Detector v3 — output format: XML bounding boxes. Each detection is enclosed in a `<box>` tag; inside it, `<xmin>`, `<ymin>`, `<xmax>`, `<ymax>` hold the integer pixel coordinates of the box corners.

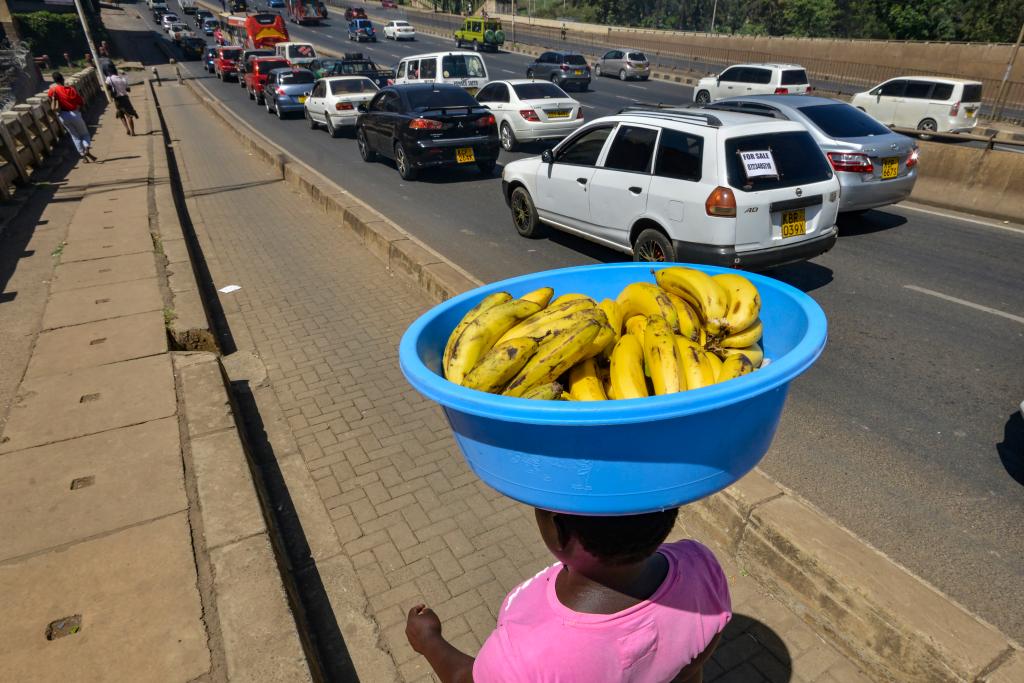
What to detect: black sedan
<box><xmin>355</xmin><ymin>84</ymin><xmax>500</xmax><ymax>181</ymax></box>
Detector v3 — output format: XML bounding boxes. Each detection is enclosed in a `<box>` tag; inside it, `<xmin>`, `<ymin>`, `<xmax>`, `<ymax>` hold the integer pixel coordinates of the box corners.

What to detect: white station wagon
<box><xmin>501</xmin><ymin>108</ymin><xmax>841</xmax><ymax>269</ymax></box>
<box><xmin>850</xmin><ymin>77</ymin><xmax>982</xmax><ymax>133</ymax></box>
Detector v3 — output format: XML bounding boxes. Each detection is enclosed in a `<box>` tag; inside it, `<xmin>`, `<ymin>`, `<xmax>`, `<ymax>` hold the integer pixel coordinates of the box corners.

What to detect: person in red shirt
<box><xmin>47</xmin><ymin>72</ymin><xmax>97</xmax><ymax>162</ymax></box>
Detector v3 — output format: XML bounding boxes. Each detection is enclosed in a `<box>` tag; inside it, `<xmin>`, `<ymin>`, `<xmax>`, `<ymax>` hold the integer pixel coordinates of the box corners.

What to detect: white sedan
<box><xmin>476</xmin><ymin>79</ymin><xmax>584</xmax><ymax>152</ymax></box>
<box><xmin>160</xmin><ymin>13</ymin><xmax>179</xmax><ymax>30</ymax></box>
<box><xmin>304</xmin><ymin>76</ymin><xmax>379</xmax><ymax>137</ymax></box>
<box><xmin>383</xmin><ymin>20</ymin><xmax>416</xmax><ymax>40</ymax></box>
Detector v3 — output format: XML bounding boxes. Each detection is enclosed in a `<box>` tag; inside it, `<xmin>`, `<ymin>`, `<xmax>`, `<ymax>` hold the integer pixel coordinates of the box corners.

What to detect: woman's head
<box><xmin>535</xmin><ymin>508</ymin><xmax>679</xmax><ymax>567</ymax></box>
<box><xmin>51</xmin><ymin>72</ymin><xmax>65</xmax><ymax>85</ymax></box>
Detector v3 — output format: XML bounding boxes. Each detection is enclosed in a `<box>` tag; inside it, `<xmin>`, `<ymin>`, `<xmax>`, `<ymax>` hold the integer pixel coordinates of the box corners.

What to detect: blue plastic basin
<box><xmin>399</xmin><ymin>263</ymin><xmax>827</xmax><ymax>515</ymax></box>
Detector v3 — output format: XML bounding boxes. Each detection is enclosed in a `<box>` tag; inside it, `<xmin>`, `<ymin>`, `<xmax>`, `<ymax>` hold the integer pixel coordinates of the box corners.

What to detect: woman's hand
<box><xmin>406</xmin><ymin>604</ymin><xmax>443</xmax><ymax>654</ymax></box>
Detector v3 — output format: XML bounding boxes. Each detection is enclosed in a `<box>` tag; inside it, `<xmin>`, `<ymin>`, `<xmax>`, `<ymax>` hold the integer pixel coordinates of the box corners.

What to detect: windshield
<box><xmin>441</xmin><ymin>55</ymin><xmax>486</xmax><ymax>79</ymax></box>
<box><xmin>337</xmin><ymin>62</ymin><xmax>372</xmax><ymax>74</ymax></box>
<box><xmin>406</xmin><ymin>87</ymin><xmax>479</xmax><ymax>110</ymax></box>
<box><xmin>288</xmin><ymin>45</ymin><xmax>315</xmax><ymax>58</ymax></box>
<box><xmin>725</xmin><ymin>131</ymin><xmax>832</xmax><ymax>191</ymax></box>
<box><xmin>221</xmin><ymin>49</ymin><xmax>242</xmax><ymax>59</ymax></box>
<box><xmin>798</xmin><ymin>103</ymin><xmax>891</xmax><ymax>138</ymax></box>
<box><xmin>331</xmin><ymin>78</ymin><xmax>378</xmax><ymax>94</ymax></box>
<box><xmin>962</xmin><ymin>84</ymin><xmax>982</xmax><ymax>102</ymax></box>
<box><xmin>781</xmin><ymin>69</ymin><xmax>808</xmax><ymax>85</ymax></box>
<box><xmin>279</xmin><ymin>71</ymin><xmax>314</xmax><ymax>84</ymax></box>
<box><xmin>512</xmin><ymin>82</ymin><xmax>567</xmax><ymax>100</ymax></box>
<box><xmin>563</xmin><ymin>54</ymin><xmax>587</xmax><ymax>65</ymax></box>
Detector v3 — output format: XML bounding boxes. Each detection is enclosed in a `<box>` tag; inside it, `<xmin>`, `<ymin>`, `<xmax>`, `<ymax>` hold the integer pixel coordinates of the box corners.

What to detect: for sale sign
<box><xmin>739</xmin><ymin>150</ymin><xmax>778</xmax><ymax>179</ymax></box>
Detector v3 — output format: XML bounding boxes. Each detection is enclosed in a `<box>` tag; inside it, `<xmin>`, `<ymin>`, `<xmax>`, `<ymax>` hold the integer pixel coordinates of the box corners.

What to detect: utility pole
<box><xmin>709</xmin><ymin>0</ymin><xmax>718</xmax><ymax>33</ymax></box>
<box><xmin>511</xmin><ymin>0</ymin><xmax>516</xmax><ymax>48</ymax></box>
<box><xmin>72</xmin><ymin>0</ymin><xmax>110</xmax><ymax>100</ymax></box>
<box><xmin>992</xmin><ymin>21</ymin><xmax>1024</xmax><ymax>121</ymax></box>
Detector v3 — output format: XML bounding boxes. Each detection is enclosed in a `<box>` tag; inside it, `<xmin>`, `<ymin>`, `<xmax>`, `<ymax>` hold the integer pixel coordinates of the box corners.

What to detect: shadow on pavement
<box><xmin>836</xmin><ymin>209</ymin><xmax>908</xmax><ymax>236</ymax></box>
<box><xmin>708</xmin><ymin>612</ymin><xmax>792</xmax><ymax>682</ymax></box>
<box><xmin>997</xmin><ymin>410</ymin><xmax>1024</xmax><ymax>487</ymax></box>
<box><xmin>763</xmin><ymin>260</ymin><xmax>834</xmax><ymax>293</ymax></box>
<box><xmin>184</xmin><ymin>177</ymin><xmax>284</xmax><ymax>199</ymax></box>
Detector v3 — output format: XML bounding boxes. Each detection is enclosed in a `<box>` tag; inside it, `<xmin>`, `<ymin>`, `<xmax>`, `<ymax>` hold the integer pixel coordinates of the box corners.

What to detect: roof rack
<box><xmin>616</xmin><ymin>103</ymin><xmax>723</xmax><ymax>127</ymax></box>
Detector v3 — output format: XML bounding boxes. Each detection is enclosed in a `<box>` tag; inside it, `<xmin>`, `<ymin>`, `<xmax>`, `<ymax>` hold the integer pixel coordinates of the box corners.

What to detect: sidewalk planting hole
<box><xmin>98</xmin><ymin>268</ymin><xmax>111</xmax><ymax>273</ymax></box>
<box><xmin>102</xmin><ymin>225</ymin><xmax>114</xmax><ymax>230</ymax></box>
<box><xmin>45</xmin><ymin>615</ymin><xmax>82</xmax><ymax>640</ymax></box>
<box><xmin>94</xmin><ymin>298</ymin><xmax>110</xmax><ymax>304</ymax></box>
<box><xmin>79</xmin><ymin>393</ymin><xmax>100</xmax><ymax>403</ymax></box>
<box><xmin>89</xmin><ymin>337</ymin><xmax>106</xmax><ymax>346</ymax></box>
<box><xmin>101</xmin><ymin>245</ymin><xmax>112</xmax><ymax>249</ymax></box>
<box><xmin>70</xmin><ymin>476</ymin><xmax>95</xmax><ymax>490</ymax></box>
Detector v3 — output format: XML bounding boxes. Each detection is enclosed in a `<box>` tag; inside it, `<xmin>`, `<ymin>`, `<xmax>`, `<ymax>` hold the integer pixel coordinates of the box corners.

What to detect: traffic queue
<box><xmin>185</xmin><ymin>8</ymin><xmax>931</xmax><ymax>270</ymax></box>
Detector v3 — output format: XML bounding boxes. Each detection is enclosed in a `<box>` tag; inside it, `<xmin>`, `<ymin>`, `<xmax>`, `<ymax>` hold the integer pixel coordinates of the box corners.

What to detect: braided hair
<box><xmin>559</xmin><ymin>508</ymin><xmax>679</xmax><ymax>566</ymax></box>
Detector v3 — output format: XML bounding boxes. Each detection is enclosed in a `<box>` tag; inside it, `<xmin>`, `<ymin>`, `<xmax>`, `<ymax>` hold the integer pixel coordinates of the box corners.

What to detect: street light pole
<box><xmin>512</xmin><ymin>0</ymin><xmax>516</xmax><ymax>48</ymax></box>
<box><xmin>992</xmin><ymin>21</ymin><xmax>1024</xmax><ymax>120</ymax></box>
<box><xmin>71</xmin><ymin>0</ymin><xmax>110</xmax><ymax>101</ymax></box>
<box><xmin>709</xmin><ymin>0</ymin><xmax>718</xmax><ymax>33</ymax></box>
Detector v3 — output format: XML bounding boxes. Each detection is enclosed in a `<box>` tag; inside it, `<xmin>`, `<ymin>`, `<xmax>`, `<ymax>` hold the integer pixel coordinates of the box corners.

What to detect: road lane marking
<box><xmin>500</xmin><ymin>68</ymin><xmax>516</xmax><ymax>74</ymax></box>
<box><xmin>897</xmin><ymin>203</ymin><xmax>1024</xmax><ymax>235</ymax></box>
<box><xmin>578</xmin><ymin>103</ymin><xmax>595</xmax><ymax>109</ymax></box>
<box><xmin>613</xmin><ymin>95</ymin><xmax>633</xmax><ymax>100</ymax></box>
<box><xmin>904</xmin><ymin>285</ymin><xmax>1024</xmax><ymax>325</ymax></box>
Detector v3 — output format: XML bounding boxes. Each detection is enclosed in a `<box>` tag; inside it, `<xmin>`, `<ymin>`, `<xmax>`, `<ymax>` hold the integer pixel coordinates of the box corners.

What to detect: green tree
<box><xmin>782</xmin><ymin>0</ymin><xmax>838</xmax><ymax>37</ymax></box>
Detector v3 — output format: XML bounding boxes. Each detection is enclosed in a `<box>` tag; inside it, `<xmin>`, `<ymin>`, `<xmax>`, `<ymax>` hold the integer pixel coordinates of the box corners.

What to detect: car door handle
<box><xmin>576</xmin><ymin>177</ymin><xmax>588</xmax><ymax>185</ymax></box>
<box><xmin>628</xmin><ymin>186</ymin><xmax>643</xmax><ymax>195</ymax></box>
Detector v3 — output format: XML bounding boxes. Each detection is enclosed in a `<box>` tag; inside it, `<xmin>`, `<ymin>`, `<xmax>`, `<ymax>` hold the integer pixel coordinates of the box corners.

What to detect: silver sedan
<box><xmin>705</xmin><ymin>95</ymin><xmax>918</xmax><ymax>213</ymax></box>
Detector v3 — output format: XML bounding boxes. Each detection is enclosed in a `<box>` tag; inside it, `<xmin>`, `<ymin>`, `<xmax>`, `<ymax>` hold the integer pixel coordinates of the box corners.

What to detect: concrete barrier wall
<box><xmin>910</xmin><ymin>141</ymin><xmax>1024</xmax><ymax>222</ymax></box>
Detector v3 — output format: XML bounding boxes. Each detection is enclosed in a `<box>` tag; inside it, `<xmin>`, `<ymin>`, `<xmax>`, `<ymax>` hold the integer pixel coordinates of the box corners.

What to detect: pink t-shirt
<box><xmin>473</xmin><ymin>540</ymin><xmax>731</xmax><ymax>682</ymax></box>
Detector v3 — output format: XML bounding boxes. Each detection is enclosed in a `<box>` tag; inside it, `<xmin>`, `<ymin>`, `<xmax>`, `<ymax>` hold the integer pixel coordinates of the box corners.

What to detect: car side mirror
<box><xmin>876</xmin><ymin>93</ymin><xmax>881</xmax><ymax>103</ymax></box>
<box><xmin>357</xmin><ymin>103</ymin><xmax>367</xmax><ymax>112</ymax></box>
<box><xmin>541</xmin><ymin>149</ymin><xmax>553</xmax><ymax>164</ymax></box>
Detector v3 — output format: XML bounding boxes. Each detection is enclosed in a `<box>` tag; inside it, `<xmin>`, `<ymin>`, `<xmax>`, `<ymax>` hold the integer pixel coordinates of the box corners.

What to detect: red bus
<box><xmin>286</xmin><ymin>0</ymin><xmax>327</xmax><ymax>26</ymax></box>
<box><xmin>217</xmin><ymin>12</ymin><xmax>289</xmax><ymax>49</ymax></box>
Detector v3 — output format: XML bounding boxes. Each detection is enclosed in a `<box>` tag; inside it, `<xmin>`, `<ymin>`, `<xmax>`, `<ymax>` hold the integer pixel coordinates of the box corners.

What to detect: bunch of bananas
<box><xmin>442</xmin><ymin>267</ymin><xmax>765</xmax><ymax>401</ymax></box>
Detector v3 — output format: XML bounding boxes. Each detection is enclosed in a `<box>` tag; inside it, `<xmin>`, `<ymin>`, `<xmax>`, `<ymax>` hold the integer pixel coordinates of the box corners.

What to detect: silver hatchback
<box><xmin>705</xmin><ymin>95</ymin><xmax>918</xmax><ymax>213</ymax></box>
<box><xmin>594</xmin><ymin>48</ymin><xmax>650</xmax><ymax>81</ymax></box>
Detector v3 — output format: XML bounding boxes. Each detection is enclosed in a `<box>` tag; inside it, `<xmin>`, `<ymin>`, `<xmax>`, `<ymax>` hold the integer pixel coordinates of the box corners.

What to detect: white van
<box><xmin>393</xmin><ymin>51</ymin><xmax>488</xmax><ymax>95</ymax></box>
<box><xmin>275</xmin><ymin>42</ymin><xmax>318</xmax><ymax>67</ymax></box>
<box><xmin>851</xmin><ymin>77</ymin><xmax>982</xmax><ymax>133</ymax></box>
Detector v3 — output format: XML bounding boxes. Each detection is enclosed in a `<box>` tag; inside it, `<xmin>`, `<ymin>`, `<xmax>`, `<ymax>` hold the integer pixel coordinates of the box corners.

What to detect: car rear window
<box><xmin>512</xmin><ymin>82</ymin><xmax>565</xmax><ymax>100</ymax></box>
<box><xmin>797</xmin><ymin>103</ymin><xmax>890</xmax><ymax>138</ymax></box>
<box><xmin>221</xmin><ymin>49</ymin><xmax>241</xmax><ymax>59</ymax></box>
<box><xmin>279</xmin><ymin>71</ymin><xmax>314</xmax><ymax>84</ymax></box>
<box><xmin>441</xmin><ymin>55</ymin><xmax>486</xmax><ymax>78</ymax></box>
<box><xmin>288</xmin><ymin>45</ymin><xmax>315</xmax><ymax>58</ymax></box>
<box><xmin>725</xmin><ymin>131</ymin><xmax>833</xmax><ymax>192</ymax></box>
<box><xmin>261</xmin><ymin>60</ymin><xmax>289</xmax><ymax>71</ymax></box>
<box><xmin>563</xmin><ymin>54</ymin><xmax>588</xmax><ymax>66</ymax></box>
<box><xmin>406</xmin><ymin>87</ymin><xmax>479</xmax><ymax>110</ymax></box>
<box><xmin>962</xmin><ymin>84</ymin><xmax>982</xmax><ymax>102</ymax></box>
<box><xmin>331</xmin><ymin>78</ymin><xmax>377</xmax><ymax>95</ymax></box>
<box><xmin>627</xmin><ymin>52</ymin><xmax>647</xmax><ymax>62</ymax></box>
<box><xmin>780</xmin><ymin>69</ymin><xmax>808</xmax><ymax>85</ymax></box>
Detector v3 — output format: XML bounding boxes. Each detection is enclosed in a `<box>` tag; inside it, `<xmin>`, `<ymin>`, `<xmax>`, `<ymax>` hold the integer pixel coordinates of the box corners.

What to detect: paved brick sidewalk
<box><xmin>157</xmin><ymin>78</ymin><xmax>870</xmax><ymax>682</ymax></box>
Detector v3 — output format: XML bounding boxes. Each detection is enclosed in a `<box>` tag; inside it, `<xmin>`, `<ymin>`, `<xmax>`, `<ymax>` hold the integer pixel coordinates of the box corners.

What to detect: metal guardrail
<box><xmin>889</xmin><ymin>126</ymin><xmax>1024</xmax><ymax>150</ymax></box>
<box><xmin>0</xmin><ymin>67</ymin><xmax>101</xmax><ymax>200</ymax></box>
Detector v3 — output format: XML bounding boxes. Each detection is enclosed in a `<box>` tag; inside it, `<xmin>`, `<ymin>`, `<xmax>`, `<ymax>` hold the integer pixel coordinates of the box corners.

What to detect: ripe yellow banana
<box><xmin>643</xmin><ymin>316</ymin><xmax>681</xmax><ymax>395</ymax></box>
<box><xmin>609</xmin><ymin>334</ymin><xmax>648</xmax><ymax>399</ymax></box>
<box><xmin>520</xmin><ymin>382</ymin><xmax>564</xmax><ymax>400</ymax></box>
<box><xmin>568</xmin><ymin>358</ymin><xmax>607</xmax><ymax>401</ymax></box>
<box><xmin>624</xmin><ymin>315</ymin><xmax>648</xmax><ymax>340</ymax></box>
<box><xmin>718</xmin><ymin>353</ymin><xmax>754</xmax><ymax>382</ymax></box>
<box><xmin>718</xmin><ymin>343</ymin><xmax>764</xmax><ymax>368</ymax></box>
<box><xmin>461</xmin><ymin>337</ymin><xmax>539</xmax><ymax>394</ymax></box>
<box><xmin>676</xmin><ymin>339</ymin><xmax>716</xmax><ymax>390</ymax></box>
<box><xmin>504</xmin><ymin>319</ymin><xmax>601</xmax><ymax>398</ymax></box>
<box><xmin>704</xmin><ymin>348</ymin><xmax>723</xmax><ymax>381</ymax></box>
<box><xmin>446</xmin><ymin>299</ymin><xmax>542</xmax><ymax>385</ymax></box>
<box><xmin>443</xmin><ymin>292</ymin><xmax>512</xmax><ymax>374</ymax></box>
<box><xmin>720</xmin><ymin>318</ymin><xmax>763</xmax><ymax>348</ymax></box>
<box><xmin>616</xmin><ymin>282</ymin><xmax>679</xmax><ymax>334</ymax></box>
<box><xmin>654</xmin><ymin>267</ymin><xmax>729</xmax><ymax>335</ymax></box>
<box><xmin>496</xmin><ymin>298</ymin><xmax>595</xmax><ymax>345</ymax></box>
<box><xmin>550</xmin><ymin>293</ymin><xmax>595</xmax><ymax>307</ymax></box>
<box><xmin>713</xmin><ymin>273</ymin><xmax>761</xmax><ymax>336</ymax></box>
<box><xmin>520</xmin><ymin>286</ymin><xmax>554</xmax><ymax>308</ymax></box>
<box><xmin>663</xmin><ymin>290</ymin><xmax>702</xmax><ymax>343</ymax></box>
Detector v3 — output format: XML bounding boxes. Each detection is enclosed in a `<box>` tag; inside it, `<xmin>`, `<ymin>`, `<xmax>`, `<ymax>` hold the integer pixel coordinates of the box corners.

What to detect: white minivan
<box><xmin>275</xmin><ymin>42</ymin><xmax>318</xmax><ymax>67</ymax></box>
<box><xmin>851</xmin><ymin>77</ymin><xmax>982</xmax><ymax>133</ymax></box>
<box><xmin>393</xmin><ymin>51</ymin><xmax>488</xmax><ymax>95</ymax></box>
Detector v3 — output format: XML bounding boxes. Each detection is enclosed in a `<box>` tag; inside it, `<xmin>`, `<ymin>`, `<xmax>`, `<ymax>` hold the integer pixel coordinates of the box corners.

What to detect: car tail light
<box><xmin>806</xmin><ymin>86</ymin><xmax>814</xmax><ymax>93</ymax></box>
<box><xmin>705</xmin><ymin>186</ymin><xmax>737</xmax><ymax>217</ymax></box>
<box><xmin>409</xmin><ymin>118</ymin><xmax>443</xmax><ymax>130</ymax></box>
<box><xmin>475</xmin><ymin>114</ymin><xmax>496</xmax><ymax>128</ymax></box>
<box><xmin>906</xmin><ymin>147</ymin><xmax>919</xmax><ymax>169</ymax></box>
<box><xmin>561</xmin><ymin>64</ymin><xmax>570</xmax><ymax>72</ymax></box>
<box><xmin>576</xmin><ymin>108</ymin><xmax>584</xmax><ymax>119</ymax></box>
<box><xmin>519</xmin><ymin>108</ymin><xmax>540</xmax><ymax>122</ymax></box>
<box><xmin>336</xmin><ymin>102</ymin><xmax>354</xmax><ymax>110</ymax></box>
<box><xmin>950</xmin><ymin>101</ymin><xmax>960</xmax><ymax>116</ymax></box>
<box><xmin>827</xmin><ymin>152</ymin><xmax>874</xmax><ymax>173</ymax></box>
<box><xmin>774</xmin><ymin>87</ymin><xmax>789</xmax><ymax>94</ymax></box>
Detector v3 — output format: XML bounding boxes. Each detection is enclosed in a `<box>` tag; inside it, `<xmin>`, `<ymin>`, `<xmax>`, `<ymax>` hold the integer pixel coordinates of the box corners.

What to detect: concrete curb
<box><xmin>183</xmin><ymin>57</ymin><xmax>1022</xmax><ymax>683</ymax></box>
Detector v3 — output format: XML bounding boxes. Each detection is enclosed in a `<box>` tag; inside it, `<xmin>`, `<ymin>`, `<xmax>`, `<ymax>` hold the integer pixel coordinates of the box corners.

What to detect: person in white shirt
<box><xmin>104</xmin><ymin>66</ymin><xmax>137</xmax><ymax>136</ymax></box>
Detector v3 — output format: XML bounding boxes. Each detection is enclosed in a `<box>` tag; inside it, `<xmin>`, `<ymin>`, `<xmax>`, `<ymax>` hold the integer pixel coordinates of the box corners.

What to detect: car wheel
<box><xmin>395</xmin><ymin>142</ymin><xmax>417</xmax><ymax>180</ymax></box>
<box><xmin>695</xmin><ymin>90</ymin><xmax>711</xmax><ymax>105</ymax></box>
<box><xmin>550</xmin><ymin>73</ymin><xmax>559</xmax><ymax>84</ymax></box>
<box><xmin>595</xmin><ymin>64</ymin><xmax>602</xmax><ymax>77</ymax></box>
<box><xmin>526</xmin><ymin>68</ymin><xmax>534</xmax><ymax>79</ymax></box>
<box><xmin>266</xmin><ymin>98</ymin><xmax>273</xmax><ymax>114</ymax></box>
<box><xmin>640</xmin><ymin>76</ymin><xmax>649</xmax><ymax>81</ymax></box>
<box><xmin>633</xmin><ymin>228</ymin><xmax>676</xmax><ymax>263</ymax></box>
<box><xmin>917</xmin><ymin>118</ymin><xmax>938</xmax><ymax>132</ymax></box>
<box><xmin>248</xmin><ymin>87</ymin><xmax>254</xmax><ymax>100</ymax></box>
<box><xmin>510</xmin><ymin>186</ymin><xmax>544</xmax><ymax>238</ymax></box>
<box><xmin>472</xmin><ymin>40</ymin><xmax>480</xmax><ymax>52</ymax></box>
<box><xmin>276</xmin><ymin>102</ymin><xmax>285</xmax><ymax>119</ymax></box>
<box><xmin>357</xmin><ymin>128</ymin><xmax>377</xmax><ymax>161</ymax></box>
<box><xmin>456</xmin><ymin>38</ymin><xmax>462</xmax><ymax>48</ymax></box>
<box><xmin>306</xmin><ymin>109</ymin><xmax>317</xmax><ymax>129</ymax></box>
<box><xmin>619</xmin><ymin>69</ymin><xmax>627</xmax><ymax>81</ymax></box>
<box><xmin>327</xmin><ymin>116</ymin><xmax>341</xmax><ymax>138</ymax></box>
<box><xmin>477</xmin><ymin>159</ymin><xmax>496</xmax><ymax>176</ymax></box>
<box><xmin>499</xmin><ymin>122</ymin><xmax>518</xmax><ymax>152</ymax></box>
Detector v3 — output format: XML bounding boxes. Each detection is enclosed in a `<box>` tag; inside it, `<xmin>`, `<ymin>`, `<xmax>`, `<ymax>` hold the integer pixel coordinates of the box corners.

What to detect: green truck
<box><xmin>454</xmin><ymin>18</ymin><xmax>505</xmax><ymax>52</ymax></box>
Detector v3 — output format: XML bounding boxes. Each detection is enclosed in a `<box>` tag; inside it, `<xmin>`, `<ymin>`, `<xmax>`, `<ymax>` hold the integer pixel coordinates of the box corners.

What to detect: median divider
<box><xmin>181</xmin><ymin>65</ymin><xmax>1022</xmax><ymax>681</ymax></box>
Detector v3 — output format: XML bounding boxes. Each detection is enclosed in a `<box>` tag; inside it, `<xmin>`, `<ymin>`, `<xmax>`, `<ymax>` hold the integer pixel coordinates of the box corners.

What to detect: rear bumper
<box><xmin>328</xmin><ymin>111</ymin><xmax>360</xmax><ymax>127</ymax></box>
<box><xmin>514</xmin><ymin>119</ymin><xmax>584</xmax><ymax>141</ymax></box>
<box><xmin>672</xmin><ymin>228</ymin><xmax>838</xmax><ymax>270</ymax></box>
<box><xmin>410</xmin><ymin>138</ymin><xmax>501</xmax><ymax>168</ymax></box>
<box><xmin>838</xmin><ymin>172</ymin><xmax>916</xmax><ymax>212</ymax></box>
<box><xmin>274</xmin><ymin>100</ymin><xmax>307</xmax><ymax>113</ymax></box>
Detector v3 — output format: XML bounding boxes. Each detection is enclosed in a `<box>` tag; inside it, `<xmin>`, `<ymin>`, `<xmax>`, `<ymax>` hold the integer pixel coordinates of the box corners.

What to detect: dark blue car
<box><xmin>348</xmin><ymin>18</ymin><xmax>376</xmax><ymax>42</ymax></box>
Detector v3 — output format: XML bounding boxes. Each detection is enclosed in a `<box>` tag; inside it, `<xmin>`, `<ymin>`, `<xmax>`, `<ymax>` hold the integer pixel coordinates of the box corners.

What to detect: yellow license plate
<box><xmin>781</xmin><ymin>208</ymin><xmax>806</xmax><ymax>238</ymax></box>
<box><xmin>298</xmin><ymin>96</ymin><xmax>307</xmax><ymax>104</ymax></box>
<box><xmin>546</xmin><ymin>110</ymin><xmax>570</xmax><ymax>118</ymax></box>
<box><xmin>574</xmin><ymin>69</ymin><xmax>583</xmax><ymax>76</ymax></box>
<box><xmin>881</xmin><ymin>157</ymin><xmax>898</xmax><ymax>180</ymax></box>
<box><xmin>966</xmin><ymin>109</ymin><xmax>976</xmax><ymax>118</ymax></box>
<box><xmin>455</xmin><ymin>147</ymin><xmax>475</xmax><ymax>164</ymax></box>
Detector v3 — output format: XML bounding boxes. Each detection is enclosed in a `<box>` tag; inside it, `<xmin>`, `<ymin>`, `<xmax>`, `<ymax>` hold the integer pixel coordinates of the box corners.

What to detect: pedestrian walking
<box><xmin>104</xmin><ymin>66</ymin><xmax>138</xmax><ymax>136</ymax></box>
<box><xmin>47</xmin><ymin>72</ymin><xmax>97</xmax><ymax>162</ymax></box>
<box><xmin>405</xmin><ymin>507</ymin><xmax>731</xmax><ymax>682</ymax></box>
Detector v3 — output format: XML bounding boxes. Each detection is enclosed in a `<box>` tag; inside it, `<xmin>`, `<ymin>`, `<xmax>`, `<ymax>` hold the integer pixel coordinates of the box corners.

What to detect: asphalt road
<box><xmin>147</xmin><ymin>5</ymin><xmax>1024</xmax><ymax>641</ymax></box>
